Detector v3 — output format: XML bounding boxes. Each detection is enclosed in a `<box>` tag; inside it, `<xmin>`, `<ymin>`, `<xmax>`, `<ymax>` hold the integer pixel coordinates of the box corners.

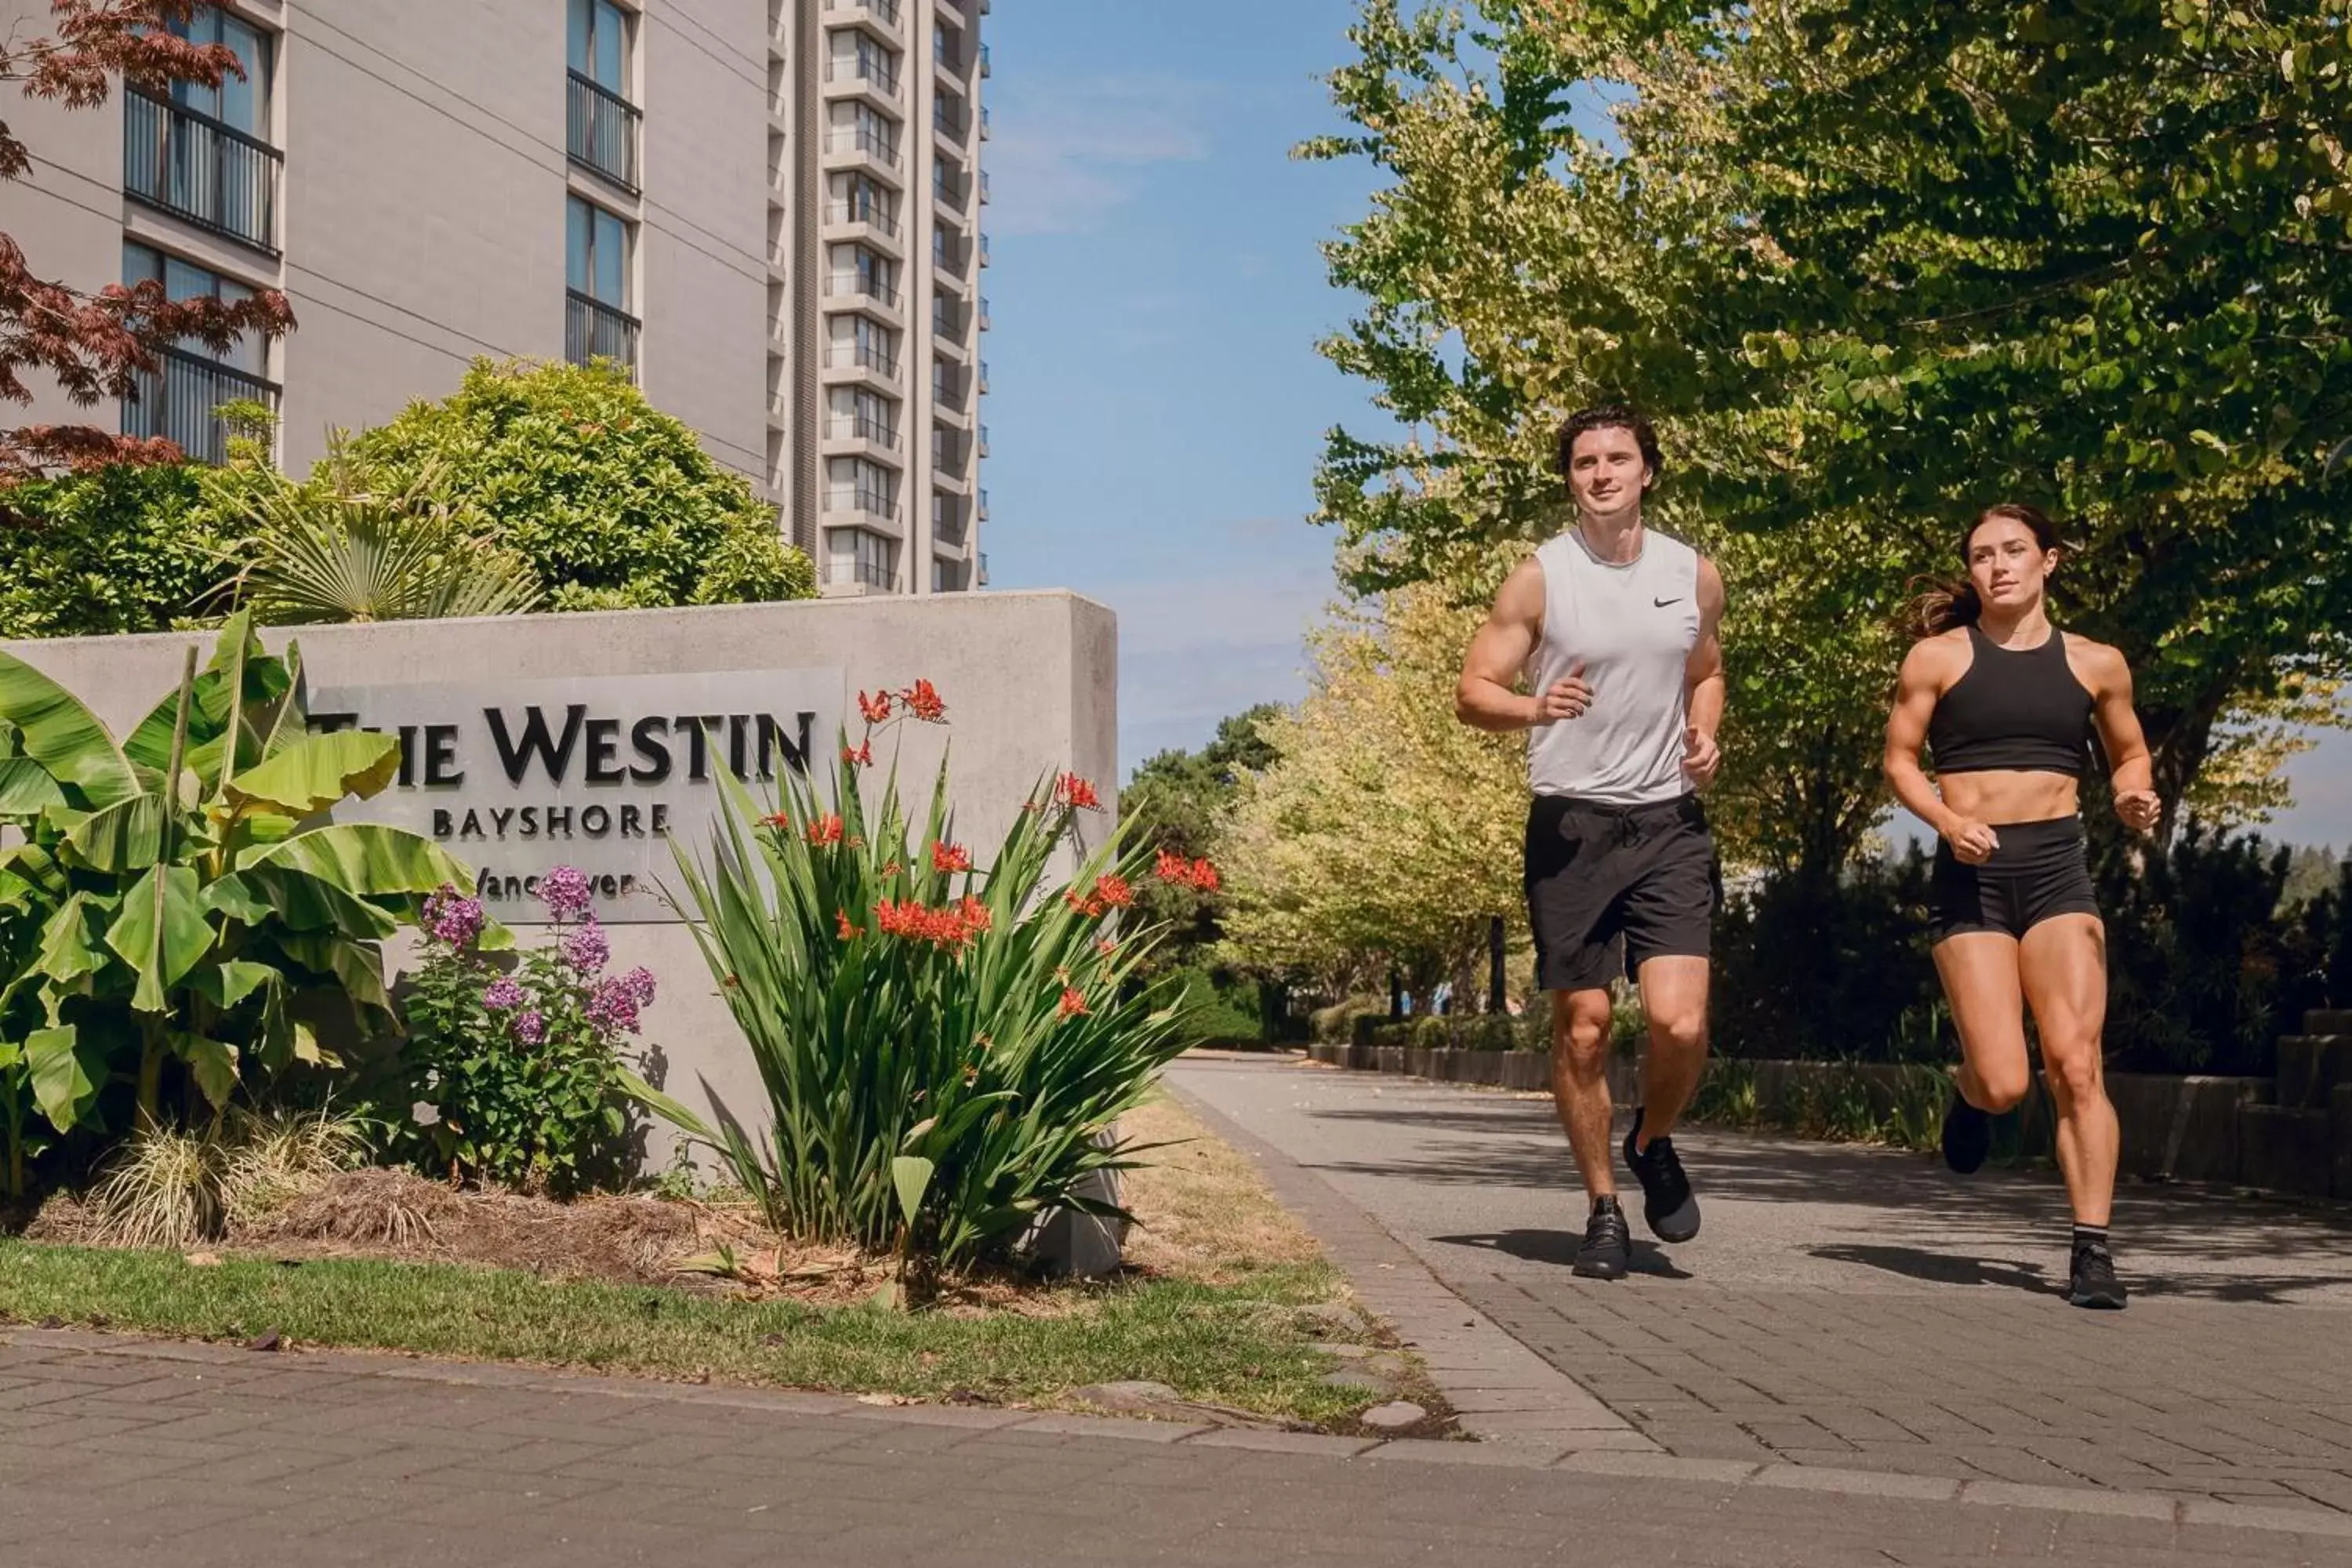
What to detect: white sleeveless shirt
<box><xmin>1526</xmin><ymin>526</ymin><xmax>1701</xmax><ymax>805</ymax></box>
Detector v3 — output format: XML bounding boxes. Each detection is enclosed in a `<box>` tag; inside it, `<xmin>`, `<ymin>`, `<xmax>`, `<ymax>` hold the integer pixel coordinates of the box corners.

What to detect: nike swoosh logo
<box><xmin>1653</xmin><ymin>597</ymin><xmax>1684</xmax><ymax>608</ymax></box>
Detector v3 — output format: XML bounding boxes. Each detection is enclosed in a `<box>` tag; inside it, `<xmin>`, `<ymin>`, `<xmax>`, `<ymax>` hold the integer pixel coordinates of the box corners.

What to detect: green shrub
<box><xmin>1687</xmin><ymin>1059</ymin><xmax>1762</xmax><ymax>1129</ymax></box>
<box><xmin>1410</xmin><ymin>1014</ymin><xmax>1451</xmax><ymax>1049</ymax></box>
<box><xmin>0</xmin><ymin>464</ymin><xmax>229</xmax><ymax>639</ymax></box>
<box><xmin>347</xmin><ymin>359</ymin><xmax>815</xmax><ymax>611</ymax></box>
<box><xmin>369</xmin><ymin>870</ymin><xmax>649</xmax><ymax>1195</ymax></box>
<box><xmin>1168</xmin><ymin>967</ymin><xmax>1265</xmax><ymax>1043</ymax></box>
<box><xmin>0</xmin><ymin>615</ymin><xmax>480</xmax><ymax>1200</ymax></box>
<box><xmin>633</xmin><ymin>684</ymin><xmax>1200</xmax><ymax>1277</ymax></box>
<box><xmin>1459</xmin><ymin>1014</ymin><xmax>1519</xmax><ymax>1052</ymax></box>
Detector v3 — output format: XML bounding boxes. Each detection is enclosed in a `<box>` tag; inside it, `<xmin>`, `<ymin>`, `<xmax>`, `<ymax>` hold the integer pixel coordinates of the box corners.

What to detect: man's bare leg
<box><xmin>1548</xmin><ymin>986</ymin><xmax>1619</xmax><ymax>1197</ymax></box>
<box><xmin>1630</xmin><ymin>955</ymin><xmax>1710</xmax><ymax>1149</ymax></box>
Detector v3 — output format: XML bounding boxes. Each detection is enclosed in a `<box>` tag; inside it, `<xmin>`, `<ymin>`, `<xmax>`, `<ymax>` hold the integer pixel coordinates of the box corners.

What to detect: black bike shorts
<box><xmin>1929</xmin><ymin>815</ymin><xmax>2101</xmax><ymax>943</ymax></box>
<box><xmin>1523</xmin><ymin>793</ymin><xmax>1719</xmax><ymax>994</ymax></box>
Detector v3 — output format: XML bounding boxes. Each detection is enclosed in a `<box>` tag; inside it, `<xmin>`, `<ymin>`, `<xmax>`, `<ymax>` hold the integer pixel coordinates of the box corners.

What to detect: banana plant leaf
<box><xmin>0</xmin><ymin>652</ymin><xmax>139</xmax><ymax>810</ymax></box>
<box><xmin>226</xmin><ymin>731</ymin><xmax>401</xmax><ymax>818</ymax></box>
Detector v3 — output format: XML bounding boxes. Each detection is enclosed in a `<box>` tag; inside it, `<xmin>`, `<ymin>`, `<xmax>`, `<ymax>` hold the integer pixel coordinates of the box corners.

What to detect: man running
<box><xmin>1456</xmin><ymin>405</ymin><xmax>1727</xmax><ymax>1279</ymax></box>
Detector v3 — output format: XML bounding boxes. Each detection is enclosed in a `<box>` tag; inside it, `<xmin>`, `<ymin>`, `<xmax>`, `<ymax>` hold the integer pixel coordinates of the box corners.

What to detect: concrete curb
<box><xmin>5</xmin><ymin>1327</ymin><xmax>2348</xmax><ymax>1541</ymax></box>
<box><xmin>1162</xmin><ymin>1078</ymin><xmax>1647</xmax><ymax>1450</ymax></box>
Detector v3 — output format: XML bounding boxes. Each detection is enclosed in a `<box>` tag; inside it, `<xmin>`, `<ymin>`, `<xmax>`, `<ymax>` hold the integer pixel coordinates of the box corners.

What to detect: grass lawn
<box><xmin>0</xmin><ymin>1091</ymin><xmax>1390</xmax><ymax>1428</ymax></box>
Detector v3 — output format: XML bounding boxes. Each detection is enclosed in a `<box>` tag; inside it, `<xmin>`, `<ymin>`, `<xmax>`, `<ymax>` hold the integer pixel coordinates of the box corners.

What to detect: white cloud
<box><xmin>986</xmin><ymin>78</ymin><xmax>1213</xmax><ymax>238</ymax></box>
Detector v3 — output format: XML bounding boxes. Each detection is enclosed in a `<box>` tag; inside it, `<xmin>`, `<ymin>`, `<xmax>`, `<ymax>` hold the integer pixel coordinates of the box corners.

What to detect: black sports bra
<box><xmin>1927</xmin><ymin>626</ymin><xmax>2096</xmax><ymax>778</ymax></box>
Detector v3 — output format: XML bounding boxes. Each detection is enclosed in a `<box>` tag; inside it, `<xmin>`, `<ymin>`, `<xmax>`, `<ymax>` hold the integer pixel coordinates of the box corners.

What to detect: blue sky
<box><xmin>974</xmin><ymin>2</ymin><xmax>2352</xmax><ymax>848</ymax></box>
<box><xmin>976</xmin><ymin>0</ymin><xmax>1374</xmax><ymax>771</ymax></box>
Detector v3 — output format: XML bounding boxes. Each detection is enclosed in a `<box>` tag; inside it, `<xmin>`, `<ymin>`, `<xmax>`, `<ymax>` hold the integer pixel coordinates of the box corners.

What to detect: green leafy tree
<box><xmin>0</xmin><ymin>615</ymin><xmax>485</xmax><ymax>1196</ymax></box>
<box><xmin>1218</xmin><ymin>585</ymin><xmax>1526</xmax><ymax>1000</ymax></box>
<box><xmin>346</xmin><ymin>358</ymin><xmax>815</xmax><ymax>611</ymax></box>
<box><xmin>1308</xmin><ymin>0</ymin><xmax>2352</xmax><ymax>842</ymax></box>
<box><xmin>1122</xmin><ymin>705</ymin><xmax>1277</xmax><ymax>974</ymax></box>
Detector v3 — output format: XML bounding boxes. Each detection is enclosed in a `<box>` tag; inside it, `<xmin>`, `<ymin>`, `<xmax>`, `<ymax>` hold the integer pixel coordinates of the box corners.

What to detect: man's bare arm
<box><xmin>1458</xmin><ymin>557</ymin><xmax>1558</xmax><ymax>732</ymax></box>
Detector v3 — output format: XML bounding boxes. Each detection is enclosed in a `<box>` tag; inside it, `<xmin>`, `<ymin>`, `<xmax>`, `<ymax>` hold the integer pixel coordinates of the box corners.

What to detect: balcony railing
<box><xmin>566</xmin><ymin>290</ymin><xmax>641</xmax><ymax>372</ymax></box>
<box><xmin>847</xmin><ymin>0</ymin><xmax>900</xmax><ymax>24</ymax></box>
<box><xmin>829</xmin><ymin>52</ymin><xmax>901</xmax><ymax>98</ymax></box>
<box><xmin>568</xmin><ymin>71</ymin><xmax>641</xmax><ymax>194</ymax></box>
<box><xmin>122</xmin><ymin>347</ymin><xmax>279</xmax><ymax>466</ymax></box>
<box><xmin>829</xmin><ymin>340</ymin><xmax>902</xmax><ymax>379</ymax></box>
<box><xmin>829</xmin><ymin>123</ymin><xmax>902</xmax><ymax>167</ymax></box>
<box><xmin>833</xmin><ymin>409</ymin><xmax>898</xmax><ymax>445</ymax></box>
<box><xmin>832</xmin><ymin>274</ymin><xmax>902</xmax><ymax>311</ymax></box>
<box><xmin>123</xmin><ymin>89</ymin><xmax>281</xmax><ymax>255</ymax></box>
<box><xmin>828</xmin><ymin>201</ymin><xmax>901</xmax><ymax>237</ymax></box>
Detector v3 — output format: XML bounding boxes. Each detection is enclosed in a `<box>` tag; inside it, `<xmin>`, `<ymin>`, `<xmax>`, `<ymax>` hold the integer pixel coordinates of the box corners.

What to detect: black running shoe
<box><xmin>1623</xmin><ymin>1107</ymin><xmax>1701</xmax><ymax>1243</ymax></box>
<box><xmin>1573</xmin><ymin>1198</ymin><xmax>1631</xmax><ymax>1280</ymax></box>
<box><xmin>2067</xmin><ymin>1241</ymin><xmax>2128</xmax><ymax>1310</ymax></box>
<box><xmin>1941</xmin><ymin>1089</ymin><xmax>1991</xmax><ymax>1175</ymax></box>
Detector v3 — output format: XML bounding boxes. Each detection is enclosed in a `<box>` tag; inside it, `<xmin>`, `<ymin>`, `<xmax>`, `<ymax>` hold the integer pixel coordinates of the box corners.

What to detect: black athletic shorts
<box><xmin>1929</xmin><ymin>815</ymin><xmax>2101</xmax><ymax>942</ymax></box>
<box><xmin>1524</xmin><ymin>793</ymin><xmax>1719</xmax><ymax>994</ymax></box>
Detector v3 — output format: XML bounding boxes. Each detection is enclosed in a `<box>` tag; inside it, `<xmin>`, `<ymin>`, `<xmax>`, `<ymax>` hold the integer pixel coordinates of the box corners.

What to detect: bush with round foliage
<box><xmin>345</xmin><ymin>358</ymin><xmax>815</xmax><ymax>610</ymax></box>
<box><xmin>0</xmin><ymin>463</ymin><xmax>229</xmax><ymax>638</ymax></box>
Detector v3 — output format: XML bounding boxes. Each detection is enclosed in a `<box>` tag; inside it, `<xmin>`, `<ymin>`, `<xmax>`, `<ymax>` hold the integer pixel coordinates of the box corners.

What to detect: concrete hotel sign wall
<box><xmin>0</xmin><ymin>592</ymin><xmax>1120</xmax><ymax>1168</ymax></box>
<box><xmin>307</xmin><ymin>668</ymin><xmax>848</xmax><ymax>924</ymax></box>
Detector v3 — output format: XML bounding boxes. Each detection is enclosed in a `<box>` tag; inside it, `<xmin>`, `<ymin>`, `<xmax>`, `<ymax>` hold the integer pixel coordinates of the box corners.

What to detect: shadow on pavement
<box><xmin>1435</xmin><ymin>1229</ymin><xmax>1694</xmax><ymax>1280</ymax></box>
<box><xmin>1293</xmin><ymin>1082</ymin><xmax>2352</xmax><ymax>1303</ymax></box>
<box><xmin>1810</xmin><ymin>1242</ymin><xmax>2053</xmax><ymax>1294</ymax></box>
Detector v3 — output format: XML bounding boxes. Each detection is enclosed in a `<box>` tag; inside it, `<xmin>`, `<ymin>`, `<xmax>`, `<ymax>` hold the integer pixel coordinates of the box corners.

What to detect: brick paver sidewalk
<box><xmin>0</xmin><ymin>1329</ymin><xmax>2343</xmax><ymax>1566</ymax></box>
<box><xmin>1171</xmin><ymin>1054</ymin><xmax>2352</xmax><ymax>1523</ymax></box>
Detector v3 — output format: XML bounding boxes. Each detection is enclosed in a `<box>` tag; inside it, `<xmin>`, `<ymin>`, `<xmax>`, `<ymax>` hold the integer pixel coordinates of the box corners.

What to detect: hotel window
<box><xmin>118</xmin><ymin>241</ymin><xmax>274</xmax><ymax>463</ymax></box>
<box><xmin>565</xmin><ymin>195</ymin><xmax>638</xmax><ymax>367</ymax></box>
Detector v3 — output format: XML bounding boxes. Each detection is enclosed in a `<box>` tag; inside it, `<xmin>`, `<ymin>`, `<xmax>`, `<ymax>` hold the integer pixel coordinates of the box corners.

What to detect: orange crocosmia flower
<box><xmin>1054</xmin><ymin>772</ymin><xmax>1102</xmax><ymax>811</ymax></box>
<box><xmin>902</xmin><ymin>679</ymin><xmax>947</xmax><ymax>723</ymax></box>
<box><xmin>836</xmin><ymin>909</ymin><xmax>863</xmax><ymax>940</ymax></box>
<box><xmin>931</xmin><ymin>841</ymin><xmax>972</xmax><ymax>874</ymax></box>
<box><xmin>761</xmin><ymin>811</ymin><xmax>791</xmax><ymax>830</ymax></box>
<box><xmin>1189</xmin><ymin>859</ymin><xmax>1221</xmax><ymax>893</ymax></box>
<box><xmin>957</xmin><ymin>895</ymin><xmax>992</xmax><ymax>934</ymax></box>
<box><xmin>1093</xmin><ymin>873</ymin><xmax>1134</xmax><ymax>909</ymax></box>
<box><xmin>1095</xmin><ymin>937</ymin><xmax>1118</xmax><ymax>957</ymax></box>
<box><xmin>1057</xmin><ymin>987</ymin><xmax>1090</xmax><ymax>1020</ymax></box>
<box><xmin>1062</xmin><ymin>887</ymin><xmax>1106</xmax><ymax>918</ymax></box>
<box><xmin>1153</xmin><ymin>847</ymin><xmax>1190</xmax><ymax>883</ymax></box>
<box><xmin>876</xmin><ymin>897</ymin><xmax>982</xmax><ymax>950</ymax></box>
<box><xmin>881</xmin><ymin>860</ymin><xmax>902</xmax><ymax>879</ymax></box>
<box><xmin>858</xmin><ymin>689</ymin><xmax>893</xmax><ymax>724</ymax></box>
<box><xmin>844</xmin><ymin>739</ymin><xmax>873</xmax><ymax>767</ymax></box>
<box><xmin>807</xmin><ymin>814</ymin><xmax>845</xmax><ymax>847</ymax></box>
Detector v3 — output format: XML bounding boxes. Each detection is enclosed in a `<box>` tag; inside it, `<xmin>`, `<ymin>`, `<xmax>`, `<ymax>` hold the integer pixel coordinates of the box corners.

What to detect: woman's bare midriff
<box><xmin>1936</xmin><ymin>769</ymin><xmax>2081</xmax><ymax>827</ymax></box>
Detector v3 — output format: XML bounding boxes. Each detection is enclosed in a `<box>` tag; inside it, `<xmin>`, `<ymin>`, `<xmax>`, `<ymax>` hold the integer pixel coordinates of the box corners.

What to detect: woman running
<box><xmin>1884</xmin><ymin>503</ymin><xmax>2160</xmax><ymax>1310</ymax></box>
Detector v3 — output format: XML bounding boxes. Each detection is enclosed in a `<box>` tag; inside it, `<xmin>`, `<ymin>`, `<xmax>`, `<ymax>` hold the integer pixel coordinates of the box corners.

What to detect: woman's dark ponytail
<box><xmin>1904</xmin><ymin>503</ymin><xmax>2060</xmax><ymax>641</ymax></box>
<box><xmin>1907</xmin><ymin>578</ymin><xmax>1982</xmax><ymax>637</ymax></box>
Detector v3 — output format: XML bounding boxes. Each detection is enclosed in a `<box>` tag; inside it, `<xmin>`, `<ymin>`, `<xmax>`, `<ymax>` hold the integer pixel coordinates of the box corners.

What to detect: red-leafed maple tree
<box><xmin>0</xmin><ymin>0</ymin><xmax>293</xmax><ymax>482</ymax></box>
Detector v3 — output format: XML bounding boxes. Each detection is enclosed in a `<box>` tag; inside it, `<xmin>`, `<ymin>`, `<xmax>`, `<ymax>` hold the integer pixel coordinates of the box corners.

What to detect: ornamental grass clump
<box><xmin>634</xmin><ymin>681</ymin><xmax>1206</xmax><ymax>1276</ymax></box>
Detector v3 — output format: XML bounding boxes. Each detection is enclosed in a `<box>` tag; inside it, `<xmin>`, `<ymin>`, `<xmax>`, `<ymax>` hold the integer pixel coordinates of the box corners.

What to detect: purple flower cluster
<box><xmin>586</xmin><ymin>966</ymin><xmax>658</xmax><ymax>1037</ymax></box>
<box><xmin>539</xmin><ymin>866</ymin><xmax>593</xmax><ymax>923</ymax></box>
<box><xmin>561</xmin><ymin>918</ymin><xmax>610</xmax><ymax>975</ymax></box>
<box><xmin>512</xmin><ymin>1009</ymin><xmax>547</xmax><ymax>1045</ymax></box>
<box><xmin>481</xmin><ymin>975</ymin><xmax>526</xmax><ymax>1011</ymax></box>
<box><xmin>422</xmin><ymin>886</ymin><xmax>485</xmax><ymax>949</ymax></box>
